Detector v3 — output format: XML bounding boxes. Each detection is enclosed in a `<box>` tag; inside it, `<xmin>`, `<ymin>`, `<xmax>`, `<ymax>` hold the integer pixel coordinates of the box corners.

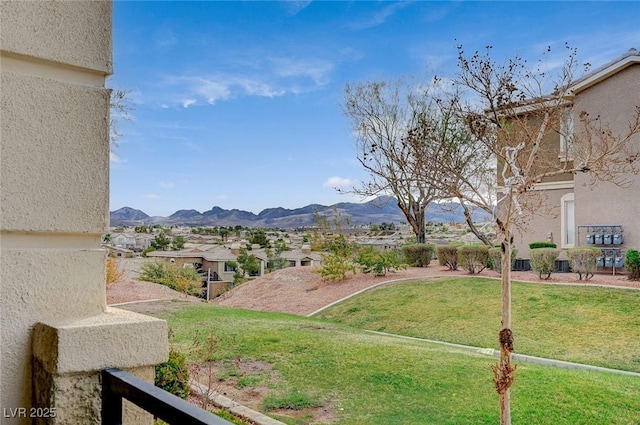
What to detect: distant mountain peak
<box><xmin>109</xmin><ymin>196</ymin><xmax>490</xmax><ymax>228</ymax></box>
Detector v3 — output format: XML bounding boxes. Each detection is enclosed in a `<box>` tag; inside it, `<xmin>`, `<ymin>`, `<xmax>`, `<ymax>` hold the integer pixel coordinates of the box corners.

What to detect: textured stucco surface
<box><xmin>1</xmin><ymin>2</ymin><xmax>167</xmax><ymax>423</ymax></box>
<box><xmin>0</xmin><ymin>0</ymin><xmax>112</xmax><ymax>73</ymax></box>
<box><xmin>573</xmin><ymin>63</ymin><xmax>640</xmax><ymax>249</ymax></box>
<box><xmin>0</xmin><ymin>248</ymin><xmax>107</xmax><ymax>414</ymax></box>
<box><xmin>514</xmin><ymin>61</ymin><xmax>640</xmax><ymax>254</ymax></box>
<box><xmin>0</xmin><ymin>71</ymin><xmax>110</xmax><ymax>233</ymax></box>
<box><xmin>32</xmin><ymin>362</ymin><xmax>155</xmax><ymax>425</ymax></box>
<box><xmin>512</xmin><ymin>189</ymin><xmax>570</xmax><ymax>257</ymax></box>
<box><xmin>33</xmin><ymin>308</ymin><xmax>168</xmax><ymax>374</ymax></box>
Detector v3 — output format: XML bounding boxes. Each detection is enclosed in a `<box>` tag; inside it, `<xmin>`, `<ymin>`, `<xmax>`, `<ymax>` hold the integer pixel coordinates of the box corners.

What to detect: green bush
<box><xmin>155</xmin><ymin>349</ymin><xmax>190</xmax><ymax>399</ymax></box>
<box><xmin>458</xmin><ymin>245</ymin><xmax>489</xmax><ymax>274</ymax></box>
<box><xmin>355</xmin><ymin>247</ymin><xmax>406</xmax><ymax>276</ymax></box>
<box><xmin>488</xmin><ymin>246</ymin><xmax>518</xmax><ymax>272</ymax></box>
<box><xmin>402</xmin><ymin>244</ymin><xmax>435</xmax><ymax>267</ymax></box>
<box><xmin>625</xmin><ymin>249</ymin><xmax>640</xmax><ymax>280</ymax></box>
<box><xmin>436</xmin><ymin>245</ymin><xmax>458</xmax><ymax>270</ymax></box>
<box><xmin>530</xmin><ymin>248</ymin><xmax>560</xmax><ymax>279</ymax></box>
<box><xmin>139</xmin><ymin>261</ymin><xmax>202</xmax><ymax>296</ymax></box>
<box><xmin>529</xmin><ymin>241</ymin><xmax>557</xmax><ymax>249</ymax></box>
<box><xmin>318</xmin><ymin>252</ymin><xmax>357</xmax><ymax>281</ymax></box>
<box><xmin>567</xmin><ymin>247</ymin><xmax>601</xmax><ymax>280</ymax></box>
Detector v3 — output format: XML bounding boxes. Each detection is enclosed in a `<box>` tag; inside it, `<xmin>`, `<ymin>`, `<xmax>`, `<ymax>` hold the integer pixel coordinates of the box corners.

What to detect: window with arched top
<box><xmin>560</xmin><ymin>193</ymin><xmax>575</xmax><ymax>248</ymax></box>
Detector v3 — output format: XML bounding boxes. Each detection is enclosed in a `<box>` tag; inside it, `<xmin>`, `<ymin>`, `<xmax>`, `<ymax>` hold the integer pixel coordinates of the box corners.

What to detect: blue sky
<box><xmin>109</xmin><ymin>1</ymin><xmax>639</xmax><ymax>216</ymax></box>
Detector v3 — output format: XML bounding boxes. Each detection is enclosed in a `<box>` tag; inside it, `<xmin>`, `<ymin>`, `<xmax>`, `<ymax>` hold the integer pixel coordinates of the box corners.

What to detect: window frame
<box><xmin>560</xmin><ymin>192</ymin><xmax>575</xmax><ymax>248</ymax></box>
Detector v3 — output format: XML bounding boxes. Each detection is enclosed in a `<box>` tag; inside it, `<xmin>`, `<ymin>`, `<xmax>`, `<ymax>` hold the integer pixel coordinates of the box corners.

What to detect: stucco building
<box><xmin>507</xmin><ymin>49</ymin><xmax>640</xmax><ymax>268</ymax></box>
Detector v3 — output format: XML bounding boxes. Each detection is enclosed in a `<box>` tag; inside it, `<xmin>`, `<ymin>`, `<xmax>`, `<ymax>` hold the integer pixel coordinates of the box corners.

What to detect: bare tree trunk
<box><xmin>397</xmin><ymin>200</ymin><xmax>427</xmax><ymax>243</ymax></box>
<box><xmin>493</xmin><ymin>221</ymin><xmax>516</xmax><ymax>425</ymax></box>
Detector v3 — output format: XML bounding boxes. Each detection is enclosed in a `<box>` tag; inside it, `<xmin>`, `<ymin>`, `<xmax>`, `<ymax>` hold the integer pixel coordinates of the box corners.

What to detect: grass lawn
<box><xmin>315</xmin><ymin>277</ymin><xmax>640</xmax><ymax>373</ymax></box>
<box><xmin>157</xmin><ymin>302</ymin><xmax>640</xmax><ymax>425</ymax></box>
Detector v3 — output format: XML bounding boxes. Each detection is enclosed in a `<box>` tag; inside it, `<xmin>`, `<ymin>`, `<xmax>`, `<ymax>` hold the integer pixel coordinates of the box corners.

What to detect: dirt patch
<box><xmin>114</xmin><ymin>298</ymin><xmax>202</xmax><ymax>317</ymax></box>
<box><xmin>189</xmin><ymin>358</ymin><xmax>338</xmax><ymax>425</ymax></box>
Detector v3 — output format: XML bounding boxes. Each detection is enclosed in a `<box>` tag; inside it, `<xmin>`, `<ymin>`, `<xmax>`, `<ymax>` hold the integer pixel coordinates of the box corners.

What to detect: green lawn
<box><xmin>315</xmin><ymin>277</ymin><xmax>640</xmax><ymax>373</ymax></box>
<box><xmin>157</xmin><ymin>302</ymin><xmax>640</xmax><ymax>425</ymax></box>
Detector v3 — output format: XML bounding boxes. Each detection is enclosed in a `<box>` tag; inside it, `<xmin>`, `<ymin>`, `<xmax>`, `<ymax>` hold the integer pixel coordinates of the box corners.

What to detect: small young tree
<box><xmin>150</xmin><ymin>231</ymin><xmax>171</xmax><ymax>251</ymax></box>
<box><xmin>235</xmin><ymin>249</ymin><xmax>260</xmax><ymax>283</ymax></box>
<box><xmin>454</xmin><ymin>44</ymin><xmax>640</xmax><ymax>424</ymax></box>
<box><xmin>171</xmin><ymin>235</ymin><xmax>186</xmax><ymax>251</ymax></box>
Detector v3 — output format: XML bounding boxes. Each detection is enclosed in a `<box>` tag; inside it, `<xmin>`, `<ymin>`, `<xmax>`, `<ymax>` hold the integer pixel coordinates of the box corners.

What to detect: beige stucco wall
<box><xmin>510</xmin><ymin>188</ymin><xmax>572</xmax><ymax>258</ymax></box>
<box><xmin>1</xmin><ymin>2</ymin><xmax>167</xmax><ymax>423</ymax></box>
<box><xmin>573</xmin><ymin>63</ymin><xmax>640</xmax><ymax>250</ymax></box>
<box><xmin>512</xmin><ymin>61</ymin><xmax>640</xmax><ymax>258</ymax></box>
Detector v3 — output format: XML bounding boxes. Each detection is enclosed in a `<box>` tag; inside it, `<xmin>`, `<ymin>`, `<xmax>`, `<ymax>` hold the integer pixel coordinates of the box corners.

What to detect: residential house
<box><xmin>112</xmin><ymin>232</ymin><xmax>137</xmax><ymax>248</ymax></box>
<box><xmin>146</xmin><ymin>243</ymin><xmax>324</xmax><ymax>284</ymax></box>
<box><xmin>505</xmin><ymin>49</ymin><xmax>640</xmax><ymax>268</ymax></box>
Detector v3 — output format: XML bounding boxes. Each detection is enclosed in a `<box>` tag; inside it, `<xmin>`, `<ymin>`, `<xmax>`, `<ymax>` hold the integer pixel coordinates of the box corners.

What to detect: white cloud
<box><xmin>349</xmin><ymin>2</ymin><xmax>412</xmax><ymax>30</ymax></box>
<box><xmin>182</xmin><ymin>99</ymin><xmax>197</xmax><ymax>108</ymax></box>
<box><xmin>271</xmin><ymin>57</ymin><xmax>334</xmax><ymax>85</ymax></box>
<box><xmin>143</xmin><ymin>193</ymin><xmax>161</xmax><ymax>199</ymax></box>
<box><xmin>164</xmin><ymin>54</ymin><xmax>334</xmax><ymax>106</ymax></box>
<box><xmin>281</xmin><ymin>1</ymin><xmax>312</xmax><ymax>17</ymax></box>
<box><xmin>323</xmin><ymin>176</ymin><xmax>354</xmax><ymax>188</ymax></box>
<box><xmin>159</xmin><ymin>181</ymin><xmax>175</xmax><ymax>189</ymax></box>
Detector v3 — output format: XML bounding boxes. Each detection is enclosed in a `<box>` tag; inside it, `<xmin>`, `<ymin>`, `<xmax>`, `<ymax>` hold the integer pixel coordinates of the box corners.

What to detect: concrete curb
<box><xmin>189</xmin><ymin>382</ymin><xmax>287</xmax><ymax>425</ymax></box>
<box><xmin>365</xmin><ymin>330</ymin><xmax>640</xmax><ymax>378</ymax></box>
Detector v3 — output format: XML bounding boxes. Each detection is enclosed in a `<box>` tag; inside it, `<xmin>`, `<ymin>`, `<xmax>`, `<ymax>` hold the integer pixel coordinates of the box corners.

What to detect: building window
<box><xmin>561</xmin><ymin>193</ymin><xmax>575</xmax><ymax>248</ymax></box>
<box><xmin>559</xmin><ymin>111</ymin><xmax>574</xmax><ymax>161</ymax></box>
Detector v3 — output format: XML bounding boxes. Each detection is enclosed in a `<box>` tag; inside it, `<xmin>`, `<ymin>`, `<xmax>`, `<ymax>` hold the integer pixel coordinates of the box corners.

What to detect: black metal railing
<box><xmin>102</xmin><ymin>368</ymin><xmax>233</xmax><ymax>425</ymax></box>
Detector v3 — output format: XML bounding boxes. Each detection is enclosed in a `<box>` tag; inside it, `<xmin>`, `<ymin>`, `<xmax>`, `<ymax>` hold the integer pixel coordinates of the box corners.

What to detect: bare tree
<box><xmin>343</xmin><ymin>78</ymin><xmax>459</xmax><ymax>243</ymax></box>
<box><xmin>408</xmin><ymin>93</ymin><xmax>497</xmax><ymax>245</ymax></box>
<box><xmin>454</xmin><ymin>44</ymin><xmax>640</xmax><ymax>424</ymax></box>
<box><xmin>109</xmin><ymin>88</ymin><xmax>133</xmax><ymax>148</ymax></box>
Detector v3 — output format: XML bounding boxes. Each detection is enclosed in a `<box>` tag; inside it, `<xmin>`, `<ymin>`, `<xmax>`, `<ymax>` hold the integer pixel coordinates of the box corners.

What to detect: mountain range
<box><xmin>110</xmin><ymin>196</ymin><xmax>491</xmax><ymax>228</ymax></box>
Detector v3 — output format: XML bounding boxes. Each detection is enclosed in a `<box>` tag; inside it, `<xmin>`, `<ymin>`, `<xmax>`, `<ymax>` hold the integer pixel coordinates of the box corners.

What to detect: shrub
<box><xmin>106</xmin><ymin>258</ymin><xmax>125</xmax><ymax>286</ymax></box>
<box><xmin>355</xmin><ymin>247</ymin><xmax>406</xmax><ymax>276</ymax></box>
<box><xmin>529</xmin><ymin>248</ymin><xmax>559</xmax><ymax>279</ymax></box>
<box><xmin>318</xmin><ymin>252</ymin><xmax>357</xmax><ymax>281</ymax></box>
<box><xmin>488</xmin><ymin>246</ymin><xmax>518</xmax><ymax>272</ymax></box>
<box><xmin>625</xmin><ymin>249</ymin><xmax>640</xmax><ymax>280</ymax></box>
<box><xmin>567</xmin><ymin>247</ymin><xmax>601</xmax><ymax>280</ymax></box>
<box><xmin>436</xmin><ymin>245</ymin><xmax>458</xmax><ymax>270</ymax></box>
<box><xmin>529</xmin><ymin>241</ymin><xmax>557</xmax><ymax>250</ymax></box>
<box><xmin>155</xmin><ymin>349</ymin><xmax>190</xmax><ymax>399</ymax></box>
<box><xmin>139</xmin><ymin>261</ymin><xmax>202</xmax><ymax>296</ymax></box>
<box><xmin>402</xmin><ymin>244</ymin><xmax>435</xmax><ymax>267</ymax></box>
<box><xmin>458</xmin><ymin>244</ymin><xmax>489</xmax><ymax>274</ymax></box>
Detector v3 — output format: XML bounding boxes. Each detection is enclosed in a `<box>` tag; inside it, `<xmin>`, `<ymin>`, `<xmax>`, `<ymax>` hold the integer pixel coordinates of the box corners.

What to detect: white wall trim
<box><xmin>497</xmin><ymin>180</ymin><xmax>574</xmax><ymax>194</ymax></box>
<box><xmin>560</xmin><ymin>192</ymin><xmax>575</xmax><ymax>249</ymax></box>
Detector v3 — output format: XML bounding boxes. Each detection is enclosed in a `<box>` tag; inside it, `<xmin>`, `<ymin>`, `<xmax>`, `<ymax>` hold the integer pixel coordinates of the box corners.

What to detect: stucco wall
<box><xmin>573</xmin><ymin>63</ymin><xmax>640</xmax><ymax>250</ymax></box>
<box><xmin>510</xmin><ymin>188</ymin><xmax>571</xmax><ymax>258</ymax></box>
<box><xmin>1</xmin><ymin>2</ymin><xmax>167</xmax><ymax>423</ymax></box>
